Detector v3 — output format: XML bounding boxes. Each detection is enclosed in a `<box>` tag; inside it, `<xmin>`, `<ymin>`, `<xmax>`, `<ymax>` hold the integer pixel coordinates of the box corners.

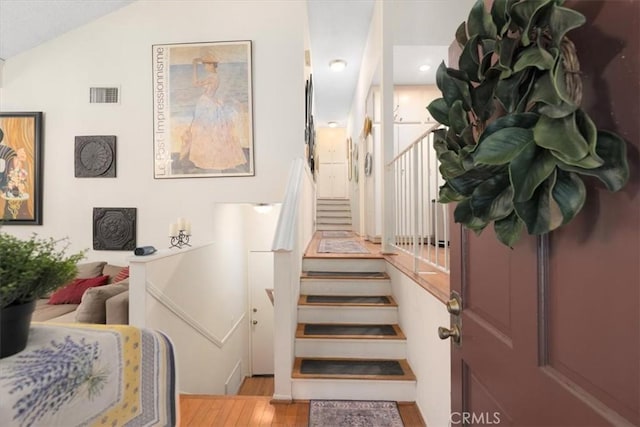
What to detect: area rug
<box><xmin>322</xmin><ymin>231</ymin><xmax>354</xmax><ymax>238</ymax></box>
<box><xmin>309</xmin><ymin>400</ymin><xmax>404</xmax><ymax>427</ymax></box>
<box><xmin>318</xmin><ymin>239</ymin><xmax>369</xmax><ymax>254</ymax></box>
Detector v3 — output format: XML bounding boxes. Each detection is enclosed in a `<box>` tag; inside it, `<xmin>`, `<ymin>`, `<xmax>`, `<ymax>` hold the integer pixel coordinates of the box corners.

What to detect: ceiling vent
<box><xmin>89</xmin><ymin>87</ymin><xmax>119</xmax><ymax>104</ymax></box>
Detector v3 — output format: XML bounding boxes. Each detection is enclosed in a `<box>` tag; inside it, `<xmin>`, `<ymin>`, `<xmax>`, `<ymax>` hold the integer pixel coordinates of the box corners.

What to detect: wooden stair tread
<box><xmin>296</xmin><ymin>323</ymin><xmax>406</xmax><ymax>340</ymax></box>
<box><xmin>292</xmin><ymin>357</ymin><xmax>416</xmax><ymax>381</ymax></box>
<box><xmin>299</xmin><ymin>295</ymin><xmax>398</xmax><ymax>307</ymax></box>
<box><xmin>301</xmin><ymin>271</ymin><xmax>390</xmax><ymax>280</ymax></box>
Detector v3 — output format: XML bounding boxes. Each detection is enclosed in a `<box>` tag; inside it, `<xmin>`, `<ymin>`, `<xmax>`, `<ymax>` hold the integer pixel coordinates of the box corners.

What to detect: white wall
<box><xmin>388</xmin><ymin>265</ymin><xmax>451</xmax><ymax>427</ymax></box>
<box><xmin>0</xmin><ymin>0</ymin><xmax>305</xmax><ymax>265</ymax></box>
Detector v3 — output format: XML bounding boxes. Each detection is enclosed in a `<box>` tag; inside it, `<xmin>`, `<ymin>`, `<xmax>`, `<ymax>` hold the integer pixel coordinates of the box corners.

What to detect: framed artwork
<box><xmin>152</xmin><ymin>40</ymin><xmax>254</xmax><ymax>178</ymax></box>
<box><xmin>0</xmin><ymin>112</ymin><xmax>43</xmax><ymax>225</ymax></box>
<box><xmin>347</xmin><ymin>137</ymin><xmax>353</xmax><ymax>181</ymax></box>
<box><xmin>75</xmin><ymin>135</ymin><xmax>116</xmax><ymax>177</ymax></box>
<box><xmin>93</xmin><ymin>207</ymin><xmax>137</xmax><ymax>250</ymax></box>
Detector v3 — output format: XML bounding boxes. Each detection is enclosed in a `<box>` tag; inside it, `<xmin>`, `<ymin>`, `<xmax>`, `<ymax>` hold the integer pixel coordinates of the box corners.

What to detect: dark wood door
<box><xmin>449</xmin><ymin>1</ymin><xmax>639</xmax><ymax>425</ymax></box>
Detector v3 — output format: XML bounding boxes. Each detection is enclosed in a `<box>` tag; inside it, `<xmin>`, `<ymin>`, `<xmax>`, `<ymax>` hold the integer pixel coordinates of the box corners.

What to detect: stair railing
<box><xmin>271</xmin><ymin>158</ymin><xmax>316</xmax><ymax>401</ymax></box>
<box><xmin>388</xmin><ymin>124</ymin><xmax>450</xmax><ymax>273</ymax></box>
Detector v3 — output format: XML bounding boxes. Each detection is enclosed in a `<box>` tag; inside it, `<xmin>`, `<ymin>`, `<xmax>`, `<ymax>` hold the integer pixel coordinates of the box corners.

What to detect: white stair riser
<box><xmin>295</xmin><ymin>338</ymin><xmax>406</xmax><ymax>359</ymax></box>
<box><xmin>317</xmin><ymin>217</ymin><xmax>352</xmax><ymax>224</ymax></box>
<box><xmin>317</xmin><ymin>200</ymin><xmax>350</xmax><ymax>205</ymax></box>
<box><xmin>300</xmin><ymin>279</ymin><xmax>391</xmax><ymax>296</ymax></box>
<box><xmin>292</xmin><ymin>379</ymin><xmax>416</xmax><ymax>401</ymax></box>
<box><xmin>316</xmin><ymin>224</ymin><xmax>353</xmax><ymax>231</ymax></box>
<box><xmin>316</xmin><ymin>211</ymin><xmax>351</xmax><ymax>218</ymax></box>
<box><xmin>298</xmin><ymin>306</ymin><xmax>398</xmax><ymax>324</ymax></box>
<box><xmin>303</xmin><ymin>258</ymin><xmax>386</xmax><ymax>272</ymax></box>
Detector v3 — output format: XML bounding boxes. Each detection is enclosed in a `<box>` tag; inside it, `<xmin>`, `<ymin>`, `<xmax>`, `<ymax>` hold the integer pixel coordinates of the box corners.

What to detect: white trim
<box><xmin>272</xmin><ymin>158</ymin><xmax>304</xmax><ymax>252</ymax></box>
<box><xmin>146</xmin><ymin>280</ymin><xmax>245</xmax><ymax>348</ymax></box>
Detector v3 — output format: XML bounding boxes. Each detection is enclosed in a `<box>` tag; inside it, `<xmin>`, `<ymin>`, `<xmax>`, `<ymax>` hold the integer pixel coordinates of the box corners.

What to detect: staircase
<box><xmin>316</xmin><ymin>198</ymin><xmax>352</xmax><ymax>231</ymax></box>
<box><xmin>291</xmin><ymin>240</ymin><xmax>416</xmax><ymax>401</ymax></box>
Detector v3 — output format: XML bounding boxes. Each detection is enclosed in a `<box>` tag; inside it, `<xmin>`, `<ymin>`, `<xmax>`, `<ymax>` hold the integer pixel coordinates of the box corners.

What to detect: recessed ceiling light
<box><xmin>328</xmin><ymin>121</ymin><xmax>338</xmax><ymax>128</ymax></box>
<box><xmin>253</xmin><ymin>203</ymin><xmax>273</xmax><ymax>214</ymax></box>
<box><xmin>329</xmin><ymin>59</ymin><xmax>347</xmax><ymax>72</ymax></box>
<box><xmin>419</xmin><ymin>64</ymin><xmax>431</xmax><ymax>72</ymax></box>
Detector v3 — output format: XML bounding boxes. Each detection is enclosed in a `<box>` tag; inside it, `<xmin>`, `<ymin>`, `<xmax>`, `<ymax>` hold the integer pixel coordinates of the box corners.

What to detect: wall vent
<box><xmin>89</xmin><ymin>87</ymin><xmax>119</xmax><ymax>104</ymax></box>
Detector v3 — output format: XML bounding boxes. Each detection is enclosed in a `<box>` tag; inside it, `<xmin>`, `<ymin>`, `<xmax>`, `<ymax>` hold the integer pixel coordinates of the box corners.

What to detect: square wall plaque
<box><xmin>93</xmin><ymin>207</ymin><xmax>136</xmax><ymax>250</ymax></box>
<box><xmin>75</xmin><ymin>135</ymin><xmax>116</xmax><ymax>177</ymax></box>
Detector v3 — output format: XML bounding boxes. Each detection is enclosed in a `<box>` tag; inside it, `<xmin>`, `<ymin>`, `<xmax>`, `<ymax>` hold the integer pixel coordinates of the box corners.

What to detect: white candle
<box><xmin>169</xmin><ymin>223</ymin><xmax>178</xmax><ymax>236</ymax></box>
<box><xmin>184</xmin><ymin>221</ymin><xmax>192</xmax><ymax>235</ymax></box>
<box><xmin>177</xmin><ymin>217</ymin><xmax>186</xmax><ymax>230</ymax></box>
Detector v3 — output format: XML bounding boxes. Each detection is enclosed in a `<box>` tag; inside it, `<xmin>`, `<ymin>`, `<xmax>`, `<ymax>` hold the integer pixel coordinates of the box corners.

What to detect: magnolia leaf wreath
<box><xmin>427</xmin><ymin>0</ymin><xmax>629</xmax><ymax>247</ymax></box>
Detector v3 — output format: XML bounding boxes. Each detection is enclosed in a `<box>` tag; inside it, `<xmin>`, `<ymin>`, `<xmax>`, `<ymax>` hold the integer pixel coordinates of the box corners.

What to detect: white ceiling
<box><xmin>0</xmin><ymin>0</ymin><xmax>472</xmax><ymax>129</ymax></box>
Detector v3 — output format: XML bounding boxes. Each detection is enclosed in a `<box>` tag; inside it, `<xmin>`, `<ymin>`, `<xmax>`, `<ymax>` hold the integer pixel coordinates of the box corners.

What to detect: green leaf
<box><xmin>427</xmin><ymin>98</ymin><xmax>450</xmax><ymax>126</ymax></box>
<box><xmin>449</xmin><ymin>100</ymin><xmax>469</xmax><ymax>135</ymax></box>
<box><xmin>470</xmin><ymin>173</ymin><xmax>514</xmax><ymax>221</ymax></box>
<box><xmin>548</xmin><ymin>4</ymin><xmax>586</xmax><ymax>46</ymax></box>
<box><xmin>478</xmin><ymin>52</ymin><xmax>495</xmax><ymax>80</ymax></box>
<box><xmin>509</xmin><ymin>141</ymin><xmax>556</xmax><ymax>202</ymax></box>
<box><xmin>497</xmin><ymin>36</ymin><xmax>519</xmax><ymax>75</ymax></box>
<box><xmin>529</xmin><ymin>69</ymin><xmax>577</xmax><ymax>118</ymax></box>
<box><xmin>552</xmin><ymin>170</ymin><xmax>586</xmax><ymax>226</ymax></box>
<box><xmin>438</xmin><ymin>151</ymin><xmax>467</xmax><ymax>179</ymax></box>
<box><xmin>448</xmin><ymin>164</ymin><xmax>506</xmax><ymax>197</ymax></box>
<box><xmin>472</xmin><ymin>68</ymin><xmax>500</xmax><ymax>121</ymax></box>
<box><xmin>478</xmin><ymin>112</ymin><xmax>539</xmax><ymax>144</ymax></box>
<box><xmin>433</xmin><ymin>129</ymin><xmax>448</xmax><ymax>156</ymax></box>
<box><xmin>495</xmin><ymin>69</ymin><xmax>532</xmax><ymax>113</ymax></box>
<box><xmin>474</xmin><ymin>127</ymin><xmax>534</xmax><ymax>165</ymax></box>
<box><xmin>494</xmin><ymin>212</ymin><xmax>525</xmax><ymax>247</ymax></box>
<box><xmin>456</xmin><ymin>21</ymin><xmax>469</xmax><ymax>47</ymax></box>
<box><xmin>558</xmin><ymin>130</ymin><xmax>630</xmax><ymax>191</ymax></box>
<box><xmin>491</xmin><ymin>0</ymin><xmax>510</xmax><ymax>36</ymax></box>
<box><xmin>439</xmin><ymin>184</ymin><xmax>466</xmax><ymax>203</ymax></box>
<box><xmin>460</xmin><ymin>124</ymin><xmax>476</xmax><ymax>147</ymax></box>
<box><xmin>534</xmin><ymin>112</ymin><xmax>603</xmax><ymax>168</ymax></box>
<box><xmin>445</xmin><ymin>127</ymin><xmax>463</xmax><ymax>152</ymax></box>
<box><xmin>510</xmin><ymin>0</ymin><xmax>553</xmax><ymax>46</ymax></box>
<box><xmin>513</xmin><ymin>44</ymin><xmax>555</xmax><ymax>73</ymax></box>
<box><xmin>436</xmin><ymin>62</ymin><xmax>472</xmax><ymax>110</ymax></box>
<box><xmin>514</xmin><ymin>170</ymin><xmax>563</xmax><ymax>234</ymax></box>
<box><xmin>467</xmin><ymin>0</ymin><xmax>497</xmax><ymax>38</ymax></box>
<box><xmin>459</xmin><ymin>35</ymin><xmax>481</xmax><ymax>82</ymax></box>
<box><xmin>454</xmin><ymin>199</ymin><xmax>490</xmax><ymax>233</ymax></box>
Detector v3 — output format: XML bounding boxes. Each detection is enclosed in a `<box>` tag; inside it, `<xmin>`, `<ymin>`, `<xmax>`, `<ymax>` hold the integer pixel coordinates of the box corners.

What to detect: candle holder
<box><xmin>170</xmin><ymin>230</ymin><xmax>191</xmax><ymax>249</ymax></box>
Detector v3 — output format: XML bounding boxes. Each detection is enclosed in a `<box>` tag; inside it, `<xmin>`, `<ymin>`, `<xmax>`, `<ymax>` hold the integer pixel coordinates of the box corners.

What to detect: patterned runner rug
<box><xmin>318</xmin><ymin>239</ymin><xmax>369</xmax><ymax>254</ymax></box>
<box><xmin>309</xmin><ymin>400</ymin><xmax>404</xmax><ymax>427</ymax></box>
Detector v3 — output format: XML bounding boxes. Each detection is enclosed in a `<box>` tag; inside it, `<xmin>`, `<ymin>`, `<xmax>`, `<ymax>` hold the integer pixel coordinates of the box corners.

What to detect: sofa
<box><xmin>31</xmin><ymin>261</ymin><xmax>130</xmax><ymax>325</ymax></box>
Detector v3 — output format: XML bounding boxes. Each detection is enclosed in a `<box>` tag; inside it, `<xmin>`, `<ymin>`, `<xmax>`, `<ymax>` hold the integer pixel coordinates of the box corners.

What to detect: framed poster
<box><xmin>0</xmin><ymin>112</ymin><xmax>43</xmax><ymax>224</ymax></box>
<box><xmin>152</xmin><ymin>40</ymin><xmax>254</xmax><ymax>178</ymax></box>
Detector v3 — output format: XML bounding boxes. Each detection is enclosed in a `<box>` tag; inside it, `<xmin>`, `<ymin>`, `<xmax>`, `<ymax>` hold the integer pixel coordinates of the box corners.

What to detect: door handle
<box><xmin>252</xmin><ymin>320</ymin><xmax>258</xmax><ymax>325</ymax></box>
<box><xmin>446</xmin><ymin>297</ymin><xmax>461</xmax><ymax>315</ymax></box>
<box><xmin>438</xmin><ymin>325</ymin><xmax>460</xmax><ymax>343</ymax></box>
<box><xmin>438</xmin><ymin>291</ymin><xmax>462</xmax><ymax>345</ymax></box>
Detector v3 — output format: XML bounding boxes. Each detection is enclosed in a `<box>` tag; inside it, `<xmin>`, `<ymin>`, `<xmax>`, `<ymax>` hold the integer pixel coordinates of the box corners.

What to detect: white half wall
<box><xmin>388</xmin><ymin>264</ymin><xmax>452</xmax><ymax>427</ymax></box>
<box><xmin>0</xmin><ymin>0</ymin><xmax>305</xmax><ymax>265</ymax></box>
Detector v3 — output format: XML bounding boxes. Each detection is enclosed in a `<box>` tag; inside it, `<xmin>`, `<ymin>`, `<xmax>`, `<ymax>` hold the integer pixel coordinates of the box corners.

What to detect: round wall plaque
<box><xmin>75</xmin><ymin>136</ymin><xmax>116</xmax><ymax>177</ymax></box>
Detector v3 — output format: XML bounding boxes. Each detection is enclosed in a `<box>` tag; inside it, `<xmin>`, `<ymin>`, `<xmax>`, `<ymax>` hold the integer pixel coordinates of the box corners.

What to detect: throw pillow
<box><xmin>76</xmin><ymin>261</ymin><xmax>107</xmax><ymax>279</ymax></box>
<box><xmin>75</xmin><ymin>280</ymin><xmax>129</xmax><ymax>324</ymax></box>
<box><xmin>48</xmin><ymin>275</ymin><xmax>109</xmax><ymax>305</ymax></box>
<box><xmin>102</xmin><ymin>264</ymin><xmax>125</xmax><ymax>283</ymax></box>
<box><xmin>113</xmin><ymin>266</ymin><xmax>129</xmax><ymax>283</ymax></box>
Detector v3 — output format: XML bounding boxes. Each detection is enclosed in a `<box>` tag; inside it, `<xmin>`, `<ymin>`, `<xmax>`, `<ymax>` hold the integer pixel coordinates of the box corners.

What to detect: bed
<box><xmin>0</xmin><ymin>323</ymin><xmax>177</xmax><ymax>426</ymax></box>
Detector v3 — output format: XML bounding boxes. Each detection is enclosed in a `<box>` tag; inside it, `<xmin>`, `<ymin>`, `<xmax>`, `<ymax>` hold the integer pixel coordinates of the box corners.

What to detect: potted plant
<box><xmin>427</xmin><ymin>0</ymin><xmax>629</xmax><ymax>247</ymax></box>
<box><xmin>0</xmin><ymin>232</ymin><xmax>85</xmax><ymax>358</ymax></box>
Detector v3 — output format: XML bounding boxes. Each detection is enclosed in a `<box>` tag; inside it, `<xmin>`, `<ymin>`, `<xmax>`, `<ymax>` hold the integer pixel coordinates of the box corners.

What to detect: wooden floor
<box><xmin>309</xmin><ymin>230</ymin><xmax>450</xmax><ymax>303</ymax></box>
<box><xmin>180</xmin><ymin>376</ymin><xmax>426</xmax><ymax>426</ymax></box>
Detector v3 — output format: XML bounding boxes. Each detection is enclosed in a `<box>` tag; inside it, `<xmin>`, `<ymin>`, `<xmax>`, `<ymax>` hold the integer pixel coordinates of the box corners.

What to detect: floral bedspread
<box><xmin>0</xmin><ymin>323</ymin><xmax>177</xmax><ymax>427</ymax></box>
